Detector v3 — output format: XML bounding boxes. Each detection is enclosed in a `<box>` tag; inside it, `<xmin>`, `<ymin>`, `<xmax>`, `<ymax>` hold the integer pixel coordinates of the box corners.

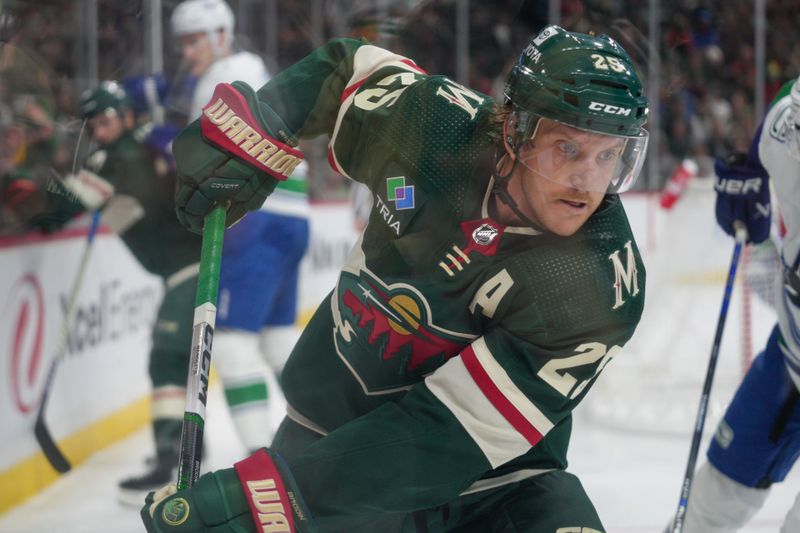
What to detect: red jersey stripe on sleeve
<box><xmin>461</xmin><ymin>345</ymin><xmax>544</xmax><ymax>447</ymax></box>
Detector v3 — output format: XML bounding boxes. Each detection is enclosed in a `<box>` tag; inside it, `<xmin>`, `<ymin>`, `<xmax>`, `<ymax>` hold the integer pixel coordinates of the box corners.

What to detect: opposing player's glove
<box><xmin>141</xmin><ymin>448</ymin><xmax>316</xmax><ymax>533</ymax></box>
<box><xmin>122</xmin><ymin>74</ymin><xmax>170</xmax><ymax>115</ymax></box>
<box><xmin>173</xmin><ymin>81</ymin><xmax>304</xmax><ymax>234</ymax></box>
<box><xmin>713</xmin><ymin>153</ymin><xmax>771</xmax><ymax>243</ymax></box>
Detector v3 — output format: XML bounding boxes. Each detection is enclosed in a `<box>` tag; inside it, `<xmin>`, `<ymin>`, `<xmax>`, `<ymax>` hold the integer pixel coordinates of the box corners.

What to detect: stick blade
<box><xmin>33</xmin><ymin>410</ymin><xmax>72</xmax><ymax>473</ymax></box>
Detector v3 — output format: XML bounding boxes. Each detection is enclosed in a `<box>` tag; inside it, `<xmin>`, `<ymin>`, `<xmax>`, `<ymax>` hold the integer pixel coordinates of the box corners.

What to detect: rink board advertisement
<box><xmin>0</xmin><ymin>216</ymin><xmax>162</xmax><ymax>512</ymax></box>
<box><xmin>0</xmin><ymin>203</ymin><xmax>358</xmax><ymax>513</ymax></box>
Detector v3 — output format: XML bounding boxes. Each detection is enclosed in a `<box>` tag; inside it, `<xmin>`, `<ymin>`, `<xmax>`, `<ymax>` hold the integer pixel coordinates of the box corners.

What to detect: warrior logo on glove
<box><xmin>201</xmin><ymin>83</ymin><xmax>303</xmax><ymax>181</ymax></box>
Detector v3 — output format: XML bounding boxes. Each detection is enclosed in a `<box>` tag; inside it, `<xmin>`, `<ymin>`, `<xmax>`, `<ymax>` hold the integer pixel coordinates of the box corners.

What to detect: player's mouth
<box><xmin>559</xmin><ymin>198</ymin><xmax>589</xmax><ymax>211</ymax></box>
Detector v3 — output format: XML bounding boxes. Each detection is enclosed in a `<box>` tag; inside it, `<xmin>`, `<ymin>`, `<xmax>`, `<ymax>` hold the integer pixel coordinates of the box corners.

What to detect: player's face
<box><xmin>177</xmin><ymin>32</ymin><xmax>215</xmax><ymax>76</ymax></box>
<box><xmin>507</xmin><ymin>119</ymin><xmax>614</xmax><ymax>236</ymax></box>
<box><xmin>88</xmin><ymin>110</ymin><xmax>125</xmax><ymax>146</ymax></box>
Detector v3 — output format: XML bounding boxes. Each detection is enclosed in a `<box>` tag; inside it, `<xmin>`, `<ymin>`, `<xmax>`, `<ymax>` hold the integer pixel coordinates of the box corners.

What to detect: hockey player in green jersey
<box><xmin>67</xmin><ymin>82</ymin><xmax>205</xmax><ymax>504</ymax></box>
<box><xmin>142</xmin><ymin>25</ymin><xmax>649</xmax><ymax>532</ymax></box>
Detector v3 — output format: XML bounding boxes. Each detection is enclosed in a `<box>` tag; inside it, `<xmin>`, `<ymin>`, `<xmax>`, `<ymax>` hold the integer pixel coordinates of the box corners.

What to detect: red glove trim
<box><xmin>4</xmin><ymin>180</ymin><xmax>38</xmax><ymax>208</ymax></box>
<box><xmin>234</xmin><ymin>449</ymin><xmax>295</xmax><ymax>533</ymax></box>
<box><xmin>200</xmin><ymin>83</ymin><xmax>303</xmax><ymax>182</ymax></box>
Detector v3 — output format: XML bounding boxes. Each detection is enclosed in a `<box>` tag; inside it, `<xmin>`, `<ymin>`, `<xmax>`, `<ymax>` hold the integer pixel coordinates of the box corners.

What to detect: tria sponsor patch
<box><xmin>201</xmin><ymin>83</ymin><xmax>303</xmax><ymax>181</ymax></box>
<box><xmin>386</xmin><ymin>176</ymin><xmax>414</xmax><ymax>210</ymax></box>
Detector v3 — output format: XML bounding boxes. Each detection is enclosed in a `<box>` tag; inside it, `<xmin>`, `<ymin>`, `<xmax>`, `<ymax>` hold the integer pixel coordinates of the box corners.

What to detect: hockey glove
<box><xmin>0</xmin><ymin>176</ymin><xmax>43</xmax><ymax>227</ymax></box>
<box><xmin>141</xmin><ymin>448</ymin><xmax>316</xmax><ymax>533</ymax></box>
<box><xmin>61</xmin><ymin>169</ymin><xmax>115</xmax><ymax>210</ymax></box>
<box><xmin>173</xmin><ymin>81</ymin><xmax>304</xmax><ymax>234</ymax></box>
<box><xmin>713</xmin><ymin>152</ymin><xmax>771</xmax><ymax>243</ymax></box>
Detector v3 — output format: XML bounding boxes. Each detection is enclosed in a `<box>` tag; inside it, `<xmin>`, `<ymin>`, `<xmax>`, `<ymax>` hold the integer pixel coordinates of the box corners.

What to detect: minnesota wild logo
<box><xmin>334</xmin><ymin>270</ymin><xmax>470</xmax><ymax>390</ymax></box>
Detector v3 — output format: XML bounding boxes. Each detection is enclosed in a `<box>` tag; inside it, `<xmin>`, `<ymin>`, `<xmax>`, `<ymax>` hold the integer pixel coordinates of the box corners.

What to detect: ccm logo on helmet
<box><xmin>589</xmin><ymin>101</ymin><xmax>631</xmax><ymax>116</ymax></box>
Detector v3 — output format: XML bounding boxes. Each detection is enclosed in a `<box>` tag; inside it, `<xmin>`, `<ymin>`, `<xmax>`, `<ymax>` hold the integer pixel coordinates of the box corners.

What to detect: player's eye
<box><xmin>556</xmin><ymin>140</ymin><xmax>579</xmax><ymax>158</ymax></box>
<box><xmin>597</xmin><ymin>149</ymin><xmax>619</xmax><ymax>163</ymax></box>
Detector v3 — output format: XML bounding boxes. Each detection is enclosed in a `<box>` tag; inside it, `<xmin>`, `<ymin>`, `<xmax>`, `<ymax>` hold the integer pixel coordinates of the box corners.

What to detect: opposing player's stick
<box><xmin>176</xmin><ymin>205</ymin><xmax>226</xmax><ymax>490</ymax></box>
<box><xmin>34</xmin><ymin>210</ymin><xmax>102</xmax><ymax>473</ymax></box>
<box><xmin>671</xmin><ymin>224</ymin><xmax>748</xmax><ymax>533</ymax></box>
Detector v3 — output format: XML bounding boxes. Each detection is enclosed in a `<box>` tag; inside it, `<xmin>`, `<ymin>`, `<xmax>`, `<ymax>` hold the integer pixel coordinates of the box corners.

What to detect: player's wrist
<box><xmin>234</xmin><ymin>448</ymin><xmax>317</xmax><ymax>533</ymax></box>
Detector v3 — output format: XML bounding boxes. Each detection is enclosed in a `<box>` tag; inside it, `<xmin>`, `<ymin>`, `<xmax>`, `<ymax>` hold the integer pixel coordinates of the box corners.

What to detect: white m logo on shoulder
<box><xmin>608</xmin><ymin>240</ymin><xmax>640</xmax><ymax>310</ymax></box>
<box><xmin>436</xmin><ymin>81</ymin><xmax>484</xmax><ymax>120</ymax></box>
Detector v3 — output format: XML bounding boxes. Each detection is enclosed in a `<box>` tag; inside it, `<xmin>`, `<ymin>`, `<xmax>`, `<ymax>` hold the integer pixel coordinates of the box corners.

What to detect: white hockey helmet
<box><xmin>171</xmin><ymin>0</ymin><xmax>234</xmax><ymax>53</ymax></box>
<box><xmin>786</xmin><ymin>76</ymin><xmax>800</xmax><ymax>161</ymax></box>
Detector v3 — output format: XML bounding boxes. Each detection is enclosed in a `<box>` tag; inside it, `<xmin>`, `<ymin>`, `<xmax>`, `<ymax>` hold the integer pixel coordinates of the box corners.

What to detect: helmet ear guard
<box><xmin>503</xmin><ymin>108</ymin><xmax>542</xmax><ymax>155</ymax></box>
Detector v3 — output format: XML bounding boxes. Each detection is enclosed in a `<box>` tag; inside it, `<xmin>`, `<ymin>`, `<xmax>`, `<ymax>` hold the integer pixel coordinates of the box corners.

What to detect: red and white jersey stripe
<box><xmin>425</xmin><ymin>337</ymin><xmax>555</xmax><ymax>468</ymax></box>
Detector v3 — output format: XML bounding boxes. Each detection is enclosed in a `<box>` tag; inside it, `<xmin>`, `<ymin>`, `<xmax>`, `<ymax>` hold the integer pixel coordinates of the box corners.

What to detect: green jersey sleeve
<box><xmin>256</xmin><ymin>38</ymin><xmax>494</xmax><ymax>195</ymax></box>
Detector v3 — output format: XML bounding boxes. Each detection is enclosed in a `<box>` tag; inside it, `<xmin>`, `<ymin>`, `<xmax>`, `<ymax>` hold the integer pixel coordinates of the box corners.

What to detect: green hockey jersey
<box><xmin>85</xmin><ymin>129</ymin><xmax>201</xmax><ymax>278</ymax></box>
<box><xmin>258</xmin><ymin>39</ymin><xmax>646</xmax><ymax>518</ymax></box>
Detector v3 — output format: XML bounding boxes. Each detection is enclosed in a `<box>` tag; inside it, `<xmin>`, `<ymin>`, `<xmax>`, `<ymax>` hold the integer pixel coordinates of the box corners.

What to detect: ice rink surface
<box><xmin>0</xmin><ymin>382</ymin><xmax>798</xmax><ymax>533</ymax></box>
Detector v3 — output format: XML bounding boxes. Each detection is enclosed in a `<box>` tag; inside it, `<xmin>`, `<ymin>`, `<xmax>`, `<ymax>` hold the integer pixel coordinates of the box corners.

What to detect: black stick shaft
<box><xmin>34</xmin><ymin>211</ymin><xmax>102</xmax><ymax>473</ymax></box>
<box><xmin>672</xmin><ymin>226</ymin><xmax>747</xmax><ymax>532</ymax></box>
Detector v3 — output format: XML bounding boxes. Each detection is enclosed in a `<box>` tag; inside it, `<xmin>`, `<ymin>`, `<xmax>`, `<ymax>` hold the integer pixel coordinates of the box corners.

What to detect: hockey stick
<box><xmin>34</xmin><ymin>210</ymin><xmax>102</xmax><ymax>473</ymax></box>
<box><xmin>176</xmin><ymin>205</ymin><xmax>226</xmax><ymax>490</ymax></box>
<box><xmin>670</xmin><ymin>224</ymin><xmax>748</xmax><ymax>533</ymax></box>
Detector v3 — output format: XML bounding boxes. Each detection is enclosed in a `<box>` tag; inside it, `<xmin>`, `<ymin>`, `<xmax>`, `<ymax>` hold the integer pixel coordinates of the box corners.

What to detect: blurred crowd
<box><xmin>1</xmin><ymin>0</ymin><xmax>799</xmax><ymax>235</ymax></box>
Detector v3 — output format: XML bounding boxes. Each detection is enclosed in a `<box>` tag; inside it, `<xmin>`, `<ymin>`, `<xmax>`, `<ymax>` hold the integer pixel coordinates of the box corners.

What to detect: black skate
<box><xmin>117</xmin><ymin>456</ymin><xmax>177</xmax><ymax>507</ymax></box>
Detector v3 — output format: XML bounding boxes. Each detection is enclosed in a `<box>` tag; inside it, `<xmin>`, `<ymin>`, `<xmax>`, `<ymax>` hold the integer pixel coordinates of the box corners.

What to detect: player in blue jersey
<box><xmin>680</xmin><ymin>77</ymin><xmax>800</xmax><ymax>532</ymax></box>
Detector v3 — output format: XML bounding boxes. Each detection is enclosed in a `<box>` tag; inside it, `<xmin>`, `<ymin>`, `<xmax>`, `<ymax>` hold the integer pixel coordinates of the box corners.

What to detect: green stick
<box><xmin>176</xmin><ymin>205</ymin><xmax>226</xmax><ymax>490</ymax></box>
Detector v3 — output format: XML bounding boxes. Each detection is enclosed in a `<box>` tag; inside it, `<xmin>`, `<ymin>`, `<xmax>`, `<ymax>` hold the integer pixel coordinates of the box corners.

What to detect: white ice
<box><xmin>0</xmin><ymin>381</ymin><xmax>797</xmax><ymax>532</ymax></box>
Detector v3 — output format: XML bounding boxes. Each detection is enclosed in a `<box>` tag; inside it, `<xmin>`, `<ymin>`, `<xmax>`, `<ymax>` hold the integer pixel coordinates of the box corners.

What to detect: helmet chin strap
<box><xmin>491</xmin><ymin>117</ymin><xmax>546</xmax><ymax>232</ymax></box>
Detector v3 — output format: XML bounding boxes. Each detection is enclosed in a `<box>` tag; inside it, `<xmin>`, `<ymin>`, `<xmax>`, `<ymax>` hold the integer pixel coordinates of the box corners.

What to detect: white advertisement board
<box><xmin>0</xmin><ymin>218</ymin><xmax>162</xmax><ymax>471</ymax></box>
<box><xmin>0</xmin><ymin>202</ymin><xmax>358</xmax><ymax>489</ymax></box>
<box><xmin>298</xmin><ymin>202</ymin><xmax>359</xmax><ymax>318</ymax></box>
